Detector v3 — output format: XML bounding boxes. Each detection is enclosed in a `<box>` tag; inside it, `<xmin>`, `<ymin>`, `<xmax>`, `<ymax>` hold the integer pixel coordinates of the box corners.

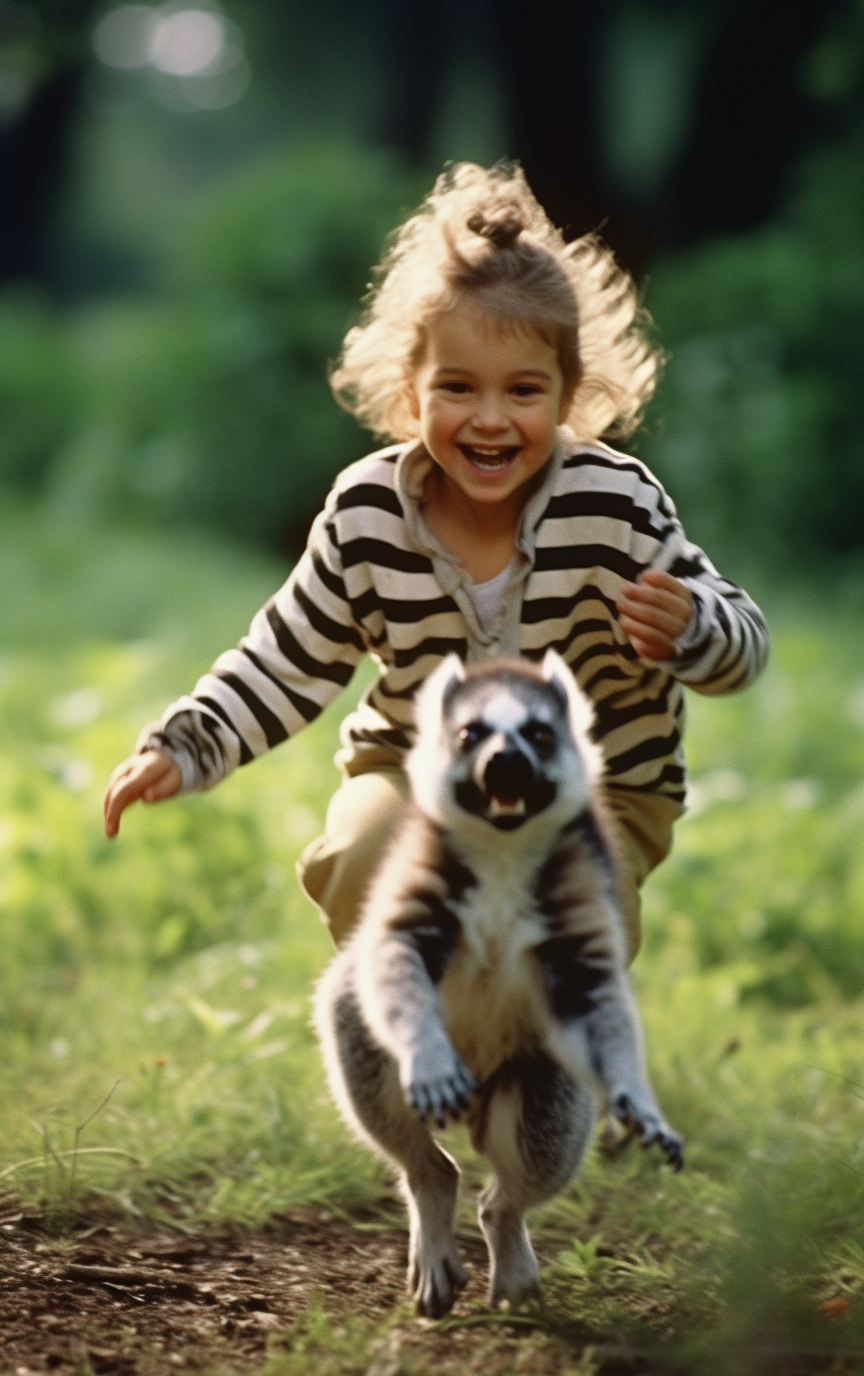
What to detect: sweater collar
<box><xmin>394</xmin><ymin>426</ymin><xmax>576</xmax><ymax>568</ymax></box>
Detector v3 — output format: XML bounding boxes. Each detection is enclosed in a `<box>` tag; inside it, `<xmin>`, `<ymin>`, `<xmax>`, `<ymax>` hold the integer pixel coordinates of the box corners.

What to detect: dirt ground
<box><xmin>1</xmin><ymin>1194</ymin><xmax>861</xmax><ymax>1376</ymax></box>
<box><xmin>0</xmin><ymin>1198</ymin><xmax>406</xmax><ymax>1375</ymax></box>
<box><xmin>0</xmin><ymin>1191</ymin><xmax>666</xmax><ymax>1376</ymax></box>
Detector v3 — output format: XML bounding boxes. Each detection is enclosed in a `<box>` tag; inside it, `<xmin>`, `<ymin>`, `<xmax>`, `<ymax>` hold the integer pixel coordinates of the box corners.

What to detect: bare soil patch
<box><xmin>0</xmin><ymin>1201</ymin><xmax>416</xmax><ymax>1375</ymax></box>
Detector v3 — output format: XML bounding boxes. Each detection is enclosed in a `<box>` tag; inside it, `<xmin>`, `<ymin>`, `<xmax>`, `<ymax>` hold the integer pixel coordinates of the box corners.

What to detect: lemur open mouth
<box><xmin>454</xmin><ymin>743</ymin><xmax>557</xmax><ymax>829</ymax></box>
<box><xmin>455</xmin><ymin>778</ymin><xmax>556</xmax><ymax>829</ymax></box>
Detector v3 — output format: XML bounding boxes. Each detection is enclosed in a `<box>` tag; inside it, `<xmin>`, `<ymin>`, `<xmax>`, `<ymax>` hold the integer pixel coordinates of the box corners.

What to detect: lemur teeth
<box><xmin>488</xmin><ymin>796</ymin><xmax>526</xmax><ymax>817</ymax></box>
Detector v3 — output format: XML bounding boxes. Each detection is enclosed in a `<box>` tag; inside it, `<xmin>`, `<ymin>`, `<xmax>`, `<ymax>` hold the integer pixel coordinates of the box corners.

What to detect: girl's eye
<box><xmin>440</xmin><ymin>381</ymin><xmax>472</xmax><ymax>395</ymax></box>
<box><xmin>521</xmin><ymin>721</ymin><xmax>555</xmax><ymax>752</ymax></box>
<box><xmin>512</xmin><ymin>383</ymin><xmax>544</xmax><ymax>398</ymax></box>
<box><xmin>458</xmin><ymin>722</ymin><xmax>487</xmax><ymax>750</ymax></box>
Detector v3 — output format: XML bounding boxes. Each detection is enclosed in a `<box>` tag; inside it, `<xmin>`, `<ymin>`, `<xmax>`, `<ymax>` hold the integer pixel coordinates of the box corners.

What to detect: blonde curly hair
<box><xmin>330</xmin><ymin>161</ymin><xmax>660</xmax><ymax>444</ymax></box>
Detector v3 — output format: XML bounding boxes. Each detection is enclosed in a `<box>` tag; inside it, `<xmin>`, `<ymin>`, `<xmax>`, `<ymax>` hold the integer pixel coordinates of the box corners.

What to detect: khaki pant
<box><xmin>297</xmin><ymin>762</ymin><xmax>681</xmax><ymax>964</ymax></box>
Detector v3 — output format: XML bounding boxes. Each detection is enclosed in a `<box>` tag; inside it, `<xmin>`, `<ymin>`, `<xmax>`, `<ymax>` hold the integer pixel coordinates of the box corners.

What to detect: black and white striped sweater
<box><xmin>139</xmin><ymin>430</ymin><xmax>769</xmax><ymax>804</ymax></box>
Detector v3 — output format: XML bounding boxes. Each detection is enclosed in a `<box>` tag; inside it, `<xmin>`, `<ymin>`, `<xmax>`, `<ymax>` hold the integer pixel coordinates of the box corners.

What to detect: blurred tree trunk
<box><xmin>497</xmin><ymin>0</ymin><xmax>650</xmax><ymax>273</ymax></box>
<box><xmin>659</xmin><ymin>0</ymin><xmax>848</xmax><ymax>247</ymax></box>
<box><xmin>0</xmin><ymin>0</ymin><xmax>100</xmax><ymax>287</ymax></box>
<box><xmin>375</xmin><ymin>0</ymin><xmax>450</xmax><ymax>162</ymax></box>
<box><xmin>0</xmin><ymin>62</ymin><xmax>85</xmax><ymax>285</ymax></box>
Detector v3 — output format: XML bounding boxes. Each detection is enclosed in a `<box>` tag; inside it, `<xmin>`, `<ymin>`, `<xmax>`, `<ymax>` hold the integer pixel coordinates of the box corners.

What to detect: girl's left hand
<box><xmin>616</xmin><ymin>569</ymin><xmax>693</xmax><ymax>662</ymax></box>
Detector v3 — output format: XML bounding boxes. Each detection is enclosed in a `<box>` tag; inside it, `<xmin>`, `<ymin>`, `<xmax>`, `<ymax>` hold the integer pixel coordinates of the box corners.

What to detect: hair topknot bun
<box><xmin>331</xmin><ymin>160</ymin><xmax>661</xmax><ymax>446</ymax></box>
<box><xmin>466</xmin><ymin>207</ymin><xmax>524</xmax><ymax>250</ymax></box>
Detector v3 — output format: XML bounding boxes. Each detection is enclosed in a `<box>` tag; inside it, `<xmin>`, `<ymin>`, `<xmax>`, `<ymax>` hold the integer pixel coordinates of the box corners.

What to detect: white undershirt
<box><xmin>466</xmin><ymin>559</ymin><xmax>515</xmax><ymax>635</ymax></box>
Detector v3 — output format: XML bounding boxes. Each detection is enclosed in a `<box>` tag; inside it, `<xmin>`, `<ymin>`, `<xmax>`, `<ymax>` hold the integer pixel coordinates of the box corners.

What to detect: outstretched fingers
<box><xmin>103</xmin><ymin>750</ymin><xmax>182</xmax><ymax>838</ymax></box>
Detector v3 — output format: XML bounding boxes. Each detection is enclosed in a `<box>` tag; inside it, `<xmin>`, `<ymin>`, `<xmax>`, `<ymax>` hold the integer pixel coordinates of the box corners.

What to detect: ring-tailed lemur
<box><xmin>315</xmin><ymin>652</ymin><xmax>682</xmax><ymax>1318</ymax></box>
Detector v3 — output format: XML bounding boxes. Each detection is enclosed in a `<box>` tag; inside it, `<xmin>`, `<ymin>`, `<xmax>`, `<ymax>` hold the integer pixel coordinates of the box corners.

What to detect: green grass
<box><xmin>0</xmin><ymin>508</ymin><xmax>385</xmax><ymax>1227</ymax></box>
<box><xmin>4</xmin><ymin>509</ymin><xmax>864</xmax><ymax>1367</ymax></box>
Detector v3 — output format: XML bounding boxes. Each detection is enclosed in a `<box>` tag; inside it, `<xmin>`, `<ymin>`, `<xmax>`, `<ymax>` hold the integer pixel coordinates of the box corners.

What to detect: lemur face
<box><xmin>408</xmin><ymin>653</ymin><xmax>603</xmax><ymax>832</ymax></box>
<box><xmin>446</xmin><ymin>677</ymin><xmax>565</xmax><ymax>829</ymax></box>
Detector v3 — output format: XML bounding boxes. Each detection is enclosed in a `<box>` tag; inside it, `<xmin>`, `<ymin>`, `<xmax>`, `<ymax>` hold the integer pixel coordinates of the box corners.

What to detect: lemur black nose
<box><xmin>483</xmin><ymin>747</ymin><xmax>534</xmax><ymax>797</ymax></box>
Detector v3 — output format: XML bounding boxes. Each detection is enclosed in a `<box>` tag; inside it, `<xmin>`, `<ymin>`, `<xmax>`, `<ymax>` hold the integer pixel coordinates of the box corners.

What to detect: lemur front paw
<box><xmin>612</xmin><ymin>1092</ymin><xmax>684</xmax><ymax>1171</ymax></box>
<box><xmin>401</xmin><ymin>1043</ymin><xmax>481</xmax><ymax>1129</ymax></box>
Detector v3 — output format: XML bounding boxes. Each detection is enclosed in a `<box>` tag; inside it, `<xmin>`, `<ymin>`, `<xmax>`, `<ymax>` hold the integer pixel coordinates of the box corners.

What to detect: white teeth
<box><xmin>463</xmin><ymin>446</ymin><xmax>517</xmax><ymax>468</ymax></box>
<box><xmin>488</xmin><ymin>796</ymin><xmax>526</xmax><ymax>818</ymax></box>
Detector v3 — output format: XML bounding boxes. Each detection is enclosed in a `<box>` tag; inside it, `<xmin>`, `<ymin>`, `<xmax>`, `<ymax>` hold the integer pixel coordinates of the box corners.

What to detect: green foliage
<box><xmin>0</xmin><ymin>502</ymin><xmax>284</xmax><ymax>650</ymax></box>
<box><xmin>6</xmin><ymin>121</ymin><xmax>864</xmax><ymax>567</ymax></box>
<box><xmin>2</xmin><ymin>144</ymin><xmax>420</xmax><ymax>551</ymax></box>
<box><xmin>640</xmin><ymin>123</ymin><xmax>864</xmax><ymax>568</ymax></box>
<box><xmin>705</xmin><ymin>1128</ymin><xmax>864</xmax><ymax>1366</ymax></box>
<box><xmin>264</xmin><ymin>1306</ymin><xmax>402</xmax><ymax>1376</ymax></box>
<box><xmin>641</xmin><ymin>619</ymin><xmax>864</xmax><ymax>1005</ymax></box>
<box><xmin>0</xmin><ymin>291</ymin><xmax>76</xmax><ymax>491</ymax></box>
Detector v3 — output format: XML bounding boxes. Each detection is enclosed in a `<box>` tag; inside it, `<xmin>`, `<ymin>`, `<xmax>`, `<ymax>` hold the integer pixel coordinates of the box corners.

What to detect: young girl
<box><xmin>103</xmin><ymin>162</ymin><xmax>769</xmax><ymax>962</ymax></box>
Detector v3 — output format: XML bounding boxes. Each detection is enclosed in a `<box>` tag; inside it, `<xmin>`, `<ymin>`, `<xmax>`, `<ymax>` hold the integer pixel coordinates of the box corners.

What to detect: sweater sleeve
<box><xmin>136</xmin><ymin>504</ymin><xmax>367</xmax><ymax>791</ymax></box>
<box><xmin>642</xmin><ymin>510</ymin><xmax>769</xmax><ymax>696</ymax></box>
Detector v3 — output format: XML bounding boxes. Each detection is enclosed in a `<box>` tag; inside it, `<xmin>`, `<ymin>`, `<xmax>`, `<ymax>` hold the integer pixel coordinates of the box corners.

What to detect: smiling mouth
<box><xmin>459</xmin><ymin>444</ymin><xmax>520</xmax><ymax>474</ymax></box>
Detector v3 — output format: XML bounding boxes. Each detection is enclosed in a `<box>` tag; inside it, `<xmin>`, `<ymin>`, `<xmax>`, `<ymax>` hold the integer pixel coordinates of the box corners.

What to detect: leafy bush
<box><xmin>640</xmin><ymin>125</ymin><xmax>864</xmax><ymax>569</ymax></box>
<box><xmin>0</xmin><ymin>291</ymin><xmax>76</xmax><ymax>492</ymax></box>
<box><xmin>4</xmin><ymin>144</ymin><xmax>420</xmax><ymax>552</ymax></box>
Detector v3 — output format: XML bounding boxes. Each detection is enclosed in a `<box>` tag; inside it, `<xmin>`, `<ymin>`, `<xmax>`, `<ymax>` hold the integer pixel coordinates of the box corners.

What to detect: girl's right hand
<box><xmin>103</xmin><ymin>748</ymin><xmax>182</xmax><ymax>838</ymax></box>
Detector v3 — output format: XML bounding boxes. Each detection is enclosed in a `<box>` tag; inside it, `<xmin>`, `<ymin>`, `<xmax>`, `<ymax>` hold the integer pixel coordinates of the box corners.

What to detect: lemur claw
<box><xmin>612</xmin><ymin>1093</ymin><xmax>684</xmax><ymax>1171</ymax></box>
<box><xmin>641</xmin><ymin>1125</ymin><xmax>684</xmax><ymax>1171</ymax></box>
<box><xmin>405</xmin><ymin>1051</ymin><xmax>481</xmax><ymax>1127</ymax></box>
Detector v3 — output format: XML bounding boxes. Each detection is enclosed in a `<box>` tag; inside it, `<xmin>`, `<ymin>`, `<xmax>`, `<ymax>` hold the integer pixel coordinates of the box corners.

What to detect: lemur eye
<box><xmin>458</xmin><ymin>722</ymin><xmax>487</xmax><ymax>750</ymax></box>
<box><xmin>521</xmin><ymin>720</ymin><xmax>555</xmax><ymax>752</ymax></box>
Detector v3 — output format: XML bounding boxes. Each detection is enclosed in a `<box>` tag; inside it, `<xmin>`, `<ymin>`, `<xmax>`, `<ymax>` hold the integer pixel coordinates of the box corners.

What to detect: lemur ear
<box><xmin>541</xmin><ymin>649</ymin><xmax>572</xmax><ymax>699</ymax></box>
<box><xmin>413</xmin><ymin>654</ymin><xmax>466</xmax><ymax>733</ymax></box>
<box><xmin>542</xmin><ymin>650</ymin><xmax>595</xmax><ymax>742</ymax></box>
<box><xmin>432</xmin><ymin>653</ymin><xmax>466</xmax><ymax>699</ymax></box>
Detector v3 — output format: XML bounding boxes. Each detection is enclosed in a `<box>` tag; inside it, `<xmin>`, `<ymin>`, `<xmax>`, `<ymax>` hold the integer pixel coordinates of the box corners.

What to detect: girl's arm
<box><xmin>104</xmin><ymin>499</ymin><xmax>367</xmax><ymax>833</ymax></box>
<box><xmin>646</xmin><ymin>549</ymin><xmax>769</xmax><ymax>696</ymax></box>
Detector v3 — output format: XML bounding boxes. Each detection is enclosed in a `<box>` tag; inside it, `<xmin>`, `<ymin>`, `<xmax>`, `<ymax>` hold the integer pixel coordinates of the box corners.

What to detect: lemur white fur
<box><xmin>315</xmin><ymin>651</ymin><xmax>682</xmax><ymax>1318</ymax></box>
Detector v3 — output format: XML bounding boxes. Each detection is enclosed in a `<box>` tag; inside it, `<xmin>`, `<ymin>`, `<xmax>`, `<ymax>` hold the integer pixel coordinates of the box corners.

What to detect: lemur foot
<box><xmin>488</xmin><ymin>1270</ymin><xmax>543</xmax><ymax>1312</ymax></box>
<box><xmin>409</xmin><ymin>1243</ymin><xmax>467</xmax><ymax>1318</ymax></box>
<box><xmin>479</xmin><ymin>1190</ymin><xmax>542</xmax><ymax>1311</ymax></box>
<box><xmin>612</xmin><ymin>1092</ymin><xmax>684</xmax><ymax>1171</ymax></box>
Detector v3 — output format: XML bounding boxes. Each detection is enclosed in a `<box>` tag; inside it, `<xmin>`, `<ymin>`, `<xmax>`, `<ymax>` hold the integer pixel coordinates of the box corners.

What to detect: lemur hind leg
<box><xmin>320</xmin><ymin>972</ymin><xmax>467</xmax><ymax>1318</ymax></box>
<box><xmin>471</xmin><ymin>1052</ymin><xmax>595</xmax><ymax>1308</ymax></box>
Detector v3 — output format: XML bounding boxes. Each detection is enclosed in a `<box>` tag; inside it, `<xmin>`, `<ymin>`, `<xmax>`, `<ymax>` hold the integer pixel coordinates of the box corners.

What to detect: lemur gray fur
<box><xmin>314</xmin><ymin>651</ymin><xmax>683</xmax><ymax>1318</ymax></box>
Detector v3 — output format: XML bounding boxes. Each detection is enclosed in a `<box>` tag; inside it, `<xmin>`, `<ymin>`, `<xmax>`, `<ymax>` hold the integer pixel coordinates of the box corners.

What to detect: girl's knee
<box><xmin>297</xmin><ymin>768</ymin><xmax>410</xmax><ymax>945</ymax></box>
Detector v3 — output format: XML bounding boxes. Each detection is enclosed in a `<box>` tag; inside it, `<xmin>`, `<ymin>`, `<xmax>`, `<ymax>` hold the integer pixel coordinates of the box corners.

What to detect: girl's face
<box><xmin>408</xmin><ymin>299</ymin><xmax>571</xmax><ymax>511</ymax></box>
